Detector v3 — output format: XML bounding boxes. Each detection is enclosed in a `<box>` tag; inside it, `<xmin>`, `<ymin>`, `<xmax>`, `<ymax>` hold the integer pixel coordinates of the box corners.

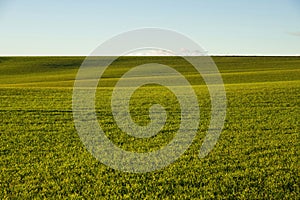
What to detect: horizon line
<box><xmin>0</xmin><ymin>54</ymin><xmax>299</xmax><ymax>57</ymax></box>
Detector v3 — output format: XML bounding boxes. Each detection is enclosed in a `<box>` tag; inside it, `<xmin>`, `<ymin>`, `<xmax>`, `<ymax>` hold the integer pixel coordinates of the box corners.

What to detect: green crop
<box><xmin>0</xmin><ymin>56</ymin><xmax>299</xmax><ymax>199</ymax></box>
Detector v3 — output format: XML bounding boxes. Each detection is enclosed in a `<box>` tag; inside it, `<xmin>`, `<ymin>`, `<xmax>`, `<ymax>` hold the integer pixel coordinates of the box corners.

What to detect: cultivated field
<box><xmin>0</xmin><ymin>56</ymin><xmax>299</xmax><ymax>199</ymax></box>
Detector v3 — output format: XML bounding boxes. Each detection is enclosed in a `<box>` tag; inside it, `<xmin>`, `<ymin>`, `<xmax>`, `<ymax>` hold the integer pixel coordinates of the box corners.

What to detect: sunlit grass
<box><xmin>0</xmin><ymin>56</ymin><xmax>299</xmax><ymax>199</ymax></box>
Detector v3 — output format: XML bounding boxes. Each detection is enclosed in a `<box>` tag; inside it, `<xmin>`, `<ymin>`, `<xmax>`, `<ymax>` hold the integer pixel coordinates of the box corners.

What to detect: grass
<box><xmin>0</xmin><ymin>56</ymin><xmax>299</xmax><ymax>199</ymax></box>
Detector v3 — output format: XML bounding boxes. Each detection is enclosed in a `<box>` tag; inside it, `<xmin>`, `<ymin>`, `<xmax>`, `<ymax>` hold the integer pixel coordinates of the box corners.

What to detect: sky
<box><xmin>0</xmin><ymin>0</ymin><xmax>299</xmax><ymax>56</ymax></box>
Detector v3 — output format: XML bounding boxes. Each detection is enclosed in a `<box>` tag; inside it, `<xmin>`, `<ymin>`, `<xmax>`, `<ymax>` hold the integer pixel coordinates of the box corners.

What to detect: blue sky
<box><xmin>0</xmin><ymin>0</ymin><xmax>299</xmax><ymax>55</ymax></box>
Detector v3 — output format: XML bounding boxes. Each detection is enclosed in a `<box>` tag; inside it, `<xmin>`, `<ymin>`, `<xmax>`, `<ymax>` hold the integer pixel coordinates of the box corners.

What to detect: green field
<box><xmin>0</xmin><ymin>56</ymin><xmax>299</xmax><ymax>199</ymax></box>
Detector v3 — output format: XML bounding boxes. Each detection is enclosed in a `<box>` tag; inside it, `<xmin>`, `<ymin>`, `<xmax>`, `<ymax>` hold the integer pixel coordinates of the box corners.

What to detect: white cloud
<box><xmin>288</xmin><ymin>32</ymin><xmax>300</xmax><ymax>36</ymax></box>
<box><xmin>125</xmin><ymin>49</ymin><xmax>207</xmax><ymax>56</ymax></box>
